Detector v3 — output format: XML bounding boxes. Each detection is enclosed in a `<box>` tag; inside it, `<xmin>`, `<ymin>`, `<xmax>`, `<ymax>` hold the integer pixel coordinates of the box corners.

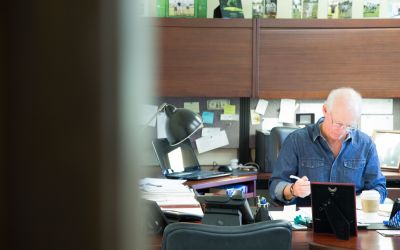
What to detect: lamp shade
<box><xmin>164</xmin><ymin>104</ymin><xmax>203</xmax><ymax>146</ymax></box>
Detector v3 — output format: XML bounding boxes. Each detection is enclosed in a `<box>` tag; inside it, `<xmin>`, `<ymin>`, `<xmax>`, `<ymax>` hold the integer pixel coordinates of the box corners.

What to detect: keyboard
<box><xmin>167</xmin><ymin>170</ymin><xmax>231</xmax><ymax>180</ymax></box>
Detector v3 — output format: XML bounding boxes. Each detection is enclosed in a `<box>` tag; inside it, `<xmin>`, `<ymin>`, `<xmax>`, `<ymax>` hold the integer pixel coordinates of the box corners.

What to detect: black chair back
<box><xmin>162</xmin><ymin>220</ymin><xmax>292</xmax><ymax>250</ymax></box>
<box><xmin>269</xmin><ymin>126</ymin><xmax>298</xmax><ymax>171</ymax></box>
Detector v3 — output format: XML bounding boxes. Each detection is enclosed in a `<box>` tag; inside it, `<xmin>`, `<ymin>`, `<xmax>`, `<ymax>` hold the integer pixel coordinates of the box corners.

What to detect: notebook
<box><xmin>152</xmin><ymin>138</ymin><xmax>231</xmax><ymax>180</ymax></box>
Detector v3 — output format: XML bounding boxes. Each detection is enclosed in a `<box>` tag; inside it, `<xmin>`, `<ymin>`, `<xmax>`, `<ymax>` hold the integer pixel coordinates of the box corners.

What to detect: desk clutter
<box><xmin>141</xmin><ymin>177</ymin><xmax>400</xmax><ymax>242</ymax></box>
<box><xmin>139</xmin><ymin>178</ymin><xmax>204</xmax><ymax>218</ymax></box>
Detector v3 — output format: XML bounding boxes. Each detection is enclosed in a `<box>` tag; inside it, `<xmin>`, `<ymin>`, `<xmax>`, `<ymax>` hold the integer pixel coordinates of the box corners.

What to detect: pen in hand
<box><xmin>289</xmin><ymin>175</ymin><xmax>311</xmax><ymax>198</ymax></box>
<box><xmin>290</xmin><ymin>175</ymin><xmax>301</xmax><ymax>181</ymax></box>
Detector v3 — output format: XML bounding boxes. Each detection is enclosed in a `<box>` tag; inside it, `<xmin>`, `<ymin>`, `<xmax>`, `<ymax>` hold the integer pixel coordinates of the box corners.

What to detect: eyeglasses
<box><xmin>330</xmin><ymin>114</ymin><xmax>358</xmax><ymax>132</ymax></box>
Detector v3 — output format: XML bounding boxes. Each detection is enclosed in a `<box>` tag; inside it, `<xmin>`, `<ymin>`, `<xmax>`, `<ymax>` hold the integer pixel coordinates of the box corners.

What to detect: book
<box><xmin>389</xmin><ymin>0</ymin><xmax>400</xmax><ymax>18</ymax></box>
<box><xmin>328</xmin><ymin>0</ymin><xmax>339</xmax><ymax>19</ymax></box>
<box><xmin>252</xmin><ymin>0</ymin><xmax>277</xmax><ymax>19</ymax></box>
<box><xmin>265</xmin><ymin>0</ymin><xmax>277</xmax><ymax>18</ymax></box>
<box><xmin>168</xmin><ymin>0</ymin><xmax>196</xmax><ymax>17</ymax></box>
<box><xmin>196</xmin><ymin>0</ymin><xmax>208</xmax><ymax>18</ymax></box>
<box><xmin>157</xmin><ymin>0</ymin><xmax>167</xmax><ymax>17</ymax></box>
<box><xmin>338</xmin><ymin>0</ymin><xmax>352</xmax><ymax>18</ymax></box>
<box><xmin>363</xmin><ymin>0</ymin><xmax>380</xmax><ymax>18</ymax></box>
<box><xmin>292</xmin><ymin>0</ymin><xmax>302</xmax><ymax>19</ymax></box>
<box><xmin>252</xmin><ymin>0</ymin><xmax>265</xmax><ymax>18</ymax></box>
<box><xmin>220</xmin><ymin>0</ymin><xmax>244</xmax><ymax>18</ymax></box>
<box><xmin>303</xmin><ymin>0</ymin><xmax>318</xmax><ymax>19</ymax></box>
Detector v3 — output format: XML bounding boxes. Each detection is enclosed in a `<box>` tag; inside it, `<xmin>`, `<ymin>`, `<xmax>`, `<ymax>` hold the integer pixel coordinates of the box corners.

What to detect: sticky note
<box><xmin>202</xmin><ymin>111</ymin><xmax>214</xmax><ymax>124</ymax></box>
<box><xmin>224</xmin><ymin>104</ymin><xmax>236</xmax><ymax>115</ymax></box>
<box><xmin>184</xmin><ymin>102</ymin><xmax>200</xmax><ymax>113</ymax></box>
<box><xmin>251</xmin><ymin>109</ymin><xmax>261</xmax><ymax>125</ymax></box>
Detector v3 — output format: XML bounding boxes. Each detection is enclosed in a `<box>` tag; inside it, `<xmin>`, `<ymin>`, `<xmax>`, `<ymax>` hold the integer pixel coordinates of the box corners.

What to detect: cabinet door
<box><xmin>257</xmin><ymin>20</ymin><xmax>400</xmax><ymax>99</ymax></box>
<box><xmin>157</xmin><ymin>19</ymin><xmax>253</xmax><ymax>97</ymax></box>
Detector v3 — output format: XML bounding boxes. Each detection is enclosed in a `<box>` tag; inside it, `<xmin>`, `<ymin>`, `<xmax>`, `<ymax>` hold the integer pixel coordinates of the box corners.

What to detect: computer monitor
<box><xmin>311</xmin><ymin>182</ymin><xmax>357</xmax><ymax>240</ymax></box>
<box><xmin>196</xmin><ymin>190</ymin><xmax>254</xmax><ymax>226</ymax></box>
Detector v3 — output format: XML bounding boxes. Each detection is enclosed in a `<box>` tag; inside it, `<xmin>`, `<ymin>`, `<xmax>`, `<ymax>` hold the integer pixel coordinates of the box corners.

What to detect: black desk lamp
<box><xmin>151</xmin><ymin>103</ymin><xmax>204</xmax><ymax>146</ymax></box>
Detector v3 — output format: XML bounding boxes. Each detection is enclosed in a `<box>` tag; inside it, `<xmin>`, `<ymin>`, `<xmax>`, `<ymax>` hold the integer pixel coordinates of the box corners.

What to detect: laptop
<box><xmin>152</xmin><ymin>138</ymin><xmax>231</xmax><ymax>180</ymax></box>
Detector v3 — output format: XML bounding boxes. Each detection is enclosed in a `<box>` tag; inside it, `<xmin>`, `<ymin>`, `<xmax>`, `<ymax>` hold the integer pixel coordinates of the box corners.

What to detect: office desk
<box><xmin>151</xmin><ymin>229</ymin><xmax>400</xmax><ymax>250</ymax></box>
<box><xmin>258</xmin><ymin>171</ymin><xmax>400</xmax><ymax>200</ymax></box>
<box><xmin>184</xmin><ymin>174</ymin><xmax>257</xmax><ymax>198</ymax></box>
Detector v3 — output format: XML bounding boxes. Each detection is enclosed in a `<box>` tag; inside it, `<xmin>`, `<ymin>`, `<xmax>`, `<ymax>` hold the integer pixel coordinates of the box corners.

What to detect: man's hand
<box><xmin>292</xmin><ymin>176</ymin><xmax>311</xmax><ymax>198</ymax></box>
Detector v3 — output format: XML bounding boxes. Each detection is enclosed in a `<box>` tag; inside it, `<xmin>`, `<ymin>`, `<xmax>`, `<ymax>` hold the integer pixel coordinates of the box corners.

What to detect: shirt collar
<box><xmin>312</xmin><ymin>117</ymin><xmax>354</xmax><ymax>144</ymax></box>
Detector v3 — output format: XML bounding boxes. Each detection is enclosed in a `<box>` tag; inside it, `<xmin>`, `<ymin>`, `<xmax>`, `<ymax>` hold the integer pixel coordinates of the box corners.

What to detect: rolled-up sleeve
<box><xmin>268</xmin><ymin>134</ymin><xmax>299</xmax><ymax>204</ymax></box>
<box><xmin>364</xmin><ymin>143</ymin><xmax>387</xmax><ymax>203</ymax></box>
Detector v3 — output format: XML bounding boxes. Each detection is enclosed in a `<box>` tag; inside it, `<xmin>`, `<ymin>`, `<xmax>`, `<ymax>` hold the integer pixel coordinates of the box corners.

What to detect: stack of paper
<box><xmin>139</xmin><ymin>178</ymin><xmax>199</xmax><ymax>206</ymax></box>
<box><xmin>139</xmin><ymin>178</ymin><xmax>203</xmax><ymax>217</ymax></box>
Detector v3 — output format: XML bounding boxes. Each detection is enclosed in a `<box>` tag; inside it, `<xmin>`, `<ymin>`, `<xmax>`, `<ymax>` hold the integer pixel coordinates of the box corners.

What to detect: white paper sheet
<box><xmin>268</xmin><ymin>207</ymin><xmax>312</xmax><ymax>222</ymax></box>
<box><xmin>141</xmin><ymin>104</ymin><xmax>158</xmax><ymax>127</ymax></box>
<box><xmin>362</xmin><ymin>99</ymin><xmax>393</xmax><ymax>114</ymax></box>
<box><xmin>220</xmin><ymin>114</ymin><xmax>239</xmax><ymax>121</ymax></box>
<box><xmin>279</xmin><ymin>99</ymin><xmax>296</xmax><ymax>124</ymax></box>
<box><xmin>201</xmin><ymin>127</ymin><xmax>221</xmax><ymax>137</ymax></box>
<box><xmin>360</xmin><ymin>115</ymin><xmax>393</xmax><ymax>136</ymax></box>
<box><xmin>255</xmin><ymin>99</ymin><xmax>269</xmax><ymax>115</ymax></box>
<box><xmin>195</xmin><ymin>130</ymin><xmax>229</xmax><ymax>154</ymax></box>
<box><xmin>157</xmin><ymin>112</ymin><xmax>167</xmax><ymax>139</ymax></box>
<box><xmin>168</xmin><ymin>147</ymin><xmax>185</xmax><ymax>172</ymax></box>
<box><xmin>140</xmin><ymin>178</ymin><xmax>200</xmax><ymax>206</ymax></box>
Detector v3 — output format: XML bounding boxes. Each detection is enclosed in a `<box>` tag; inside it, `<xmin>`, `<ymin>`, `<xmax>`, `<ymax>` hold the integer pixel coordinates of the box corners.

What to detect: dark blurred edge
<box><xmin>2</xmin><ymin>0</ymin><xmax>129</xmax><ymax>249</ymax></box>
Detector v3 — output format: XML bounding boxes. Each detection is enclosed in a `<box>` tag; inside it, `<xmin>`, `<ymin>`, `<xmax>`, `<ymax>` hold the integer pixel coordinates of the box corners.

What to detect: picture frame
<box><xmin>296</xmin><ymin>113</ymin><xmax>315</xmax><ymax>126</ymax></box>
<box><xmin>372</xmin><ymin>130</ymin><xmax>400</xmax><ymax>172</ymax></box>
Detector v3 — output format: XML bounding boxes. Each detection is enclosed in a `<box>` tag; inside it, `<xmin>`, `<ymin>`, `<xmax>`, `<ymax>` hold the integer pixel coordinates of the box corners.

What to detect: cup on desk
<box><xmin>360</xmin><ymin>190</ymin><xmax>380</xmax><ymax>213</ymax></box>
<box><xmin>230</xmin><ymin>159</ymin><xmax>239</xmax><ymax>169</ymax></box>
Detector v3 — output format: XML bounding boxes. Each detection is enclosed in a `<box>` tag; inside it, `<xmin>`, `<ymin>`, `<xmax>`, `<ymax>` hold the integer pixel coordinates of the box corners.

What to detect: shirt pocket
<box><xmin>342</xmin><ymin>159</ymin><xmax>366</xmax><ymax>184</ymax></box>
<box><xmin>300</xmin><ymin>159</ymin><xmax>325</xmax><ymax>169</ymax></box>
<box><xmin>343</xmin><ymin>159</ymin><xmax>366</xmax><ymax>170</ymax></box>
<box><xmin>300</xmin><ymin>159</ymin><xmax>327</xmax><ymax>180</ymax></box>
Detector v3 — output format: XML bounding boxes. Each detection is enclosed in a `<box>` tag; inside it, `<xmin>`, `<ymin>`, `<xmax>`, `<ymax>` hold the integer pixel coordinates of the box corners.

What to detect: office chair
<box><xmin>162</xmin><ymin>220</ymin><xmax>292</xmax><ymax>250</ymax></box>
<box><xmin>268</xmin><ymin>126</ymin><xmax>298</xmax><ymax>171</ymax></box>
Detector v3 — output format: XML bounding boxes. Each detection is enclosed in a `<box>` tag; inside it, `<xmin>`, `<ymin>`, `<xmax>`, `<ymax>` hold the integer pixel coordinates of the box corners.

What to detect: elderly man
<box><xmin>269</xmin><ymin>87</ymin><xmax>387</xmax><ymax>206</ymax></box>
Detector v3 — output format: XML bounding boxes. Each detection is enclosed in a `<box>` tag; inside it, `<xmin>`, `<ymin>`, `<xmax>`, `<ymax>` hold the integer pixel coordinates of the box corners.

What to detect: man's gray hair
<box><xmin>325</xmin><ymin>87</ymin><xmax>363</xmax><ymax>116</ymax></box>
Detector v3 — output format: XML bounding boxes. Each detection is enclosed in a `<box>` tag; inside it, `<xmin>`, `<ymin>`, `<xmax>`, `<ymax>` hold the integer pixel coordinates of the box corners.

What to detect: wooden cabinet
<box><xmin>157</xmin><ymin>19</ymin><xmax>254</xmax><ymax>97</ymax></box>
<box><xmin>157</xmin><ymin>18</ymin><xmax>400</xmax><ymax>98</ymax></box>
<box><xmin>256</xmin><ymin>19</ymin><xmax>400</xmax><ymax>99</ymax></box>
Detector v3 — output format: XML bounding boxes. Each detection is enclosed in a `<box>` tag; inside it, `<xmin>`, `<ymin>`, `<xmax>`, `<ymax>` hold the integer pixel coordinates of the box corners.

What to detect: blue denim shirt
<box><xmin>269</xmin><ymin>118</ymin><xmax>387</xmax><ymax>205</ymax></box>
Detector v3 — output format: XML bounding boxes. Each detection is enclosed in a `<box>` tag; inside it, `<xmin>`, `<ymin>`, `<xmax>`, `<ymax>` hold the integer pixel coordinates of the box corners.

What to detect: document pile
<box><xmin>139</xmin><ymin>178</ymin><xmax>203</xmax><ymax>217</ymax></box>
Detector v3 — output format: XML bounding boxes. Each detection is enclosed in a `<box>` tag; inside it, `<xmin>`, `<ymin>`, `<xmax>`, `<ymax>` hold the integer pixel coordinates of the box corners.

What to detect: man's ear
<box><xmin>322</xmin><ymin>104</ymin><xmax>328</xmax><ymax>116</ymax></box>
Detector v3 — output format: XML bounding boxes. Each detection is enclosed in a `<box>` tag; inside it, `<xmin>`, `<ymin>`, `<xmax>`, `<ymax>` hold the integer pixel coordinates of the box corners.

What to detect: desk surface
<box><xmin>151</xmin><ymin>229</ymin><xmax>400</xmax><ymax>250</ymax></box>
